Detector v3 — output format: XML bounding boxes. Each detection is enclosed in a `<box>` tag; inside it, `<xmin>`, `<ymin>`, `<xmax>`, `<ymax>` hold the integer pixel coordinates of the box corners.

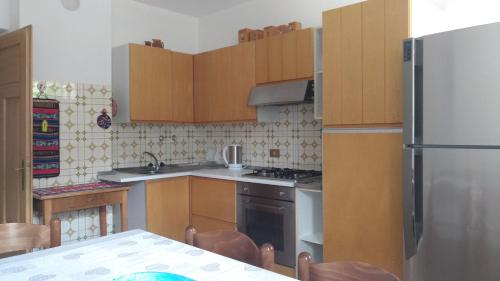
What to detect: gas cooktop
<box><xmin>243</xmin><ymin>167</ymin><xmax>322</xmax><ymax>182</ymax></box>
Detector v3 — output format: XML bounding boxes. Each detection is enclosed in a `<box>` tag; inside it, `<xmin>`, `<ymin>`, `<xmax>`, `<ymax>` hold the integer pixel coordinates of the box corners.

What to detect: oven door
<box><xmin>237</xmin><ymin>194</ymin><xmax>296</xmax><ymax>267</ymax></box>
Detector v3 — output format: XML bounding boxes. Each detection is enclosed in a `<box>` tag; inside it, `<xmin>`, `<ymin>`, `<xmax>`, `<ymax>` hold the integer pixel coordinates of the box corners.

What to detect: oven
<box><xmin>237</xmin><ymin>182</ymin><xmax>295</xmax><ymax>267</ymax></box>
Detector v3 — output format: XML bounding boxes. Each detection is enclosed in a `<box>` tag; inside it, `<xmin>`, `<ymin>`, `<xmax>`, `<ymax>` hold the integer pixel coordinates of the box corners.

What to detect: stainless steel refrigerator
<box><xmin>403</xmin><ymin>22</ymin><xmax>500</xmax><ymax>281</ymax></box>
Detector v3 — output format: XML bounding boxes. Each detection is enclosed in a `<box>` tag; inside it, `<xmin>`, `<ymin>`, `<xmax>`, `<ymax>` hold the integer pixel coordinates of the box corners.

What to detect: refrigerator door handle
<box><xmin>403</xmin><ymin>39</ymin><xmax>415</xmax><ymax>145</ymax></box>
<box><xmin>403</xmin><ymin>147</ymin><xmax>417</xmax><ymax>259</ymax></box>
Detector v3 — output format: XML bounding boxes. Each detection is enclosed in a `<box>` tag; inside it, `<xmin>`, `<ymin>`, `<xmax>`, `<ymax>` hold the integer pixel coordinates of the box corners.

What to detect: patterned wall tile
<box><xmin>33</xmin><ymin>81</ymin><xmax>322</xmax><ymax>245</ymax></box>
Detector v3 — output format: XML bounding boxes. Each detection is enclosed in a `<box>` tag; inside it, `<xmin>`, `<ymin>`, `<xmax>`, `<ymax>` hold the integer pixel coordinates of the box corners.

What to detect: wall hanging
<box><xmin>33</xmin><ymin>97</ymin><xmax>61</xmax><ymax>178</ymax></box>
<box><xmin>97</xmin><ymin>108</ymin><xmax>111</xmax><ymax>129</ymax></box>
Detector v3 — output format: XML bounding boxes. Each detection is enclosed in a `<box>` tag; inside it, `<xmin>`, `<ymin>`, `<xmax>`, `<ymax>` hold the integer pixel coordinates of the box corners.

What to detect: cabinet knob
<box><xmin>279</xmin><ymin>191</ymin><xmax>285</xmax><ymax>197</ymax></box>
<box><xmin>243</xmin><ymin>187</ymin><xmax>249</xmax><ymax>192</ymax></box>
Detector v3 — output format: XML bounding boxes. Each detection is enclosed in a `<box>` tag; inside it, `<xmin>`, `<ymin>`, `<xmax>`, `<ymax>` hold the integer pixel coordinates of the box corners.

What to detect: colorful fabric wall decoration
<box><xmin>33</xmin><ymin>99</ymin><xmax>60</xmax><ymax>178</ymax></box>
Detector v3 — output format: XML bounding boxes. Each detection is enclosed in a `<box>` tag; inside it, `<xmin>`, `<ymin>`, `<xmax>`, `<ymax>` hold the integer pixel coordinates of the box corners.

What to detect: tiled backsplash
<box><xmin>32</xmin><ymin>81</ymin><xmax>322</xmax><ymax>243</ymax></box>
<box><xmin>113</xmin><ymin>105</ymin><xmax>322</xmax><ymax>171</ymax></box>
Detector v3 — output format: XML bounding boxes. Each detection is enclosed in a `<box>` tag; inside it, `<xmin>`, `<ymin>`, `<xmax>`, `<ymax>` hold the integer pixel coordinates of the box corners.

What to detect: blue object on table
<box><xmin>114</xmin><ymin>272</ymin><xmax>195</xmax><ymax>281</ymax></box>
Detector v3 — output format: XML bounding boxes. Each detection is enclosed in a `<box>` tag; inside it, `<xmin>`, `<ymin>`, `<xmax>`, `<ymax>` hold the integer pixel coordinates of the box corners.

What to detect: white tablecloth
<box><xmin>0</xmin><ymin>229</ymin><xmax>296</xmax><ymax>281</ymax></box>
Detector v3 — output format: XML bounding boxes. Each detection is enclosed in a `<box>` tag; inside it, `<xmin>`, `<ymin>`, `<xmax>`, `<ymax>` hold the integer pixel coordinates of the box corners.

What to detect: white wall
<box><xmin>17</xmin><ymin>0</ymin><xmax>198</xmax><ymax>85</ymax></box>
<box><xmin>111</xmin><ymin>0</ymin><xmax>198</xmax><ymax>54</ymax></box>
<box><xmin>197</xmin><ymin>0</ymin><xmax>363</xmax><ymax>52</ymax></box>
<box><xmin>412</xmin><ymin>0</ymin><xmax>500</xmax><ymax>37</ymax></box>
<box><xmin>19</xmin><ymin>0</ymin><xmax>112</xmax><ymax>84</ymax></box>
<box><xmin>0</xmin><ymin>0</ymin><xmax>19</xmax><ymax>32</ymax></box>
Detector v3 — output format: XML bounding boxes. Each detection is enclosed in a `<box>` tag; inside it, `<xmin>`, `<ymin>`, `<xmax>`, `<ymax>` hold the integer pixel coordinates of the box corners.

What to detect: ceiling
<box><xmin>134</xmin><ymin>0</ymin><xmax>255</xmax><ymax>17</ymax></box>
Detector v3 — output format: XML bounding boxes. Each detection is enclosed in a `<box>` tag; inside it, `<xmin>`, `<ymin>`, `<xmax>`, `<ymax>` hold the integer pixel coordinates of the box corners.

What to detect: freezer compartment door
<box><xmin>406</xmin><ymin>148</ymin><xmax>500</xmax><ymax>281</ymax></box>
<box><xmin>419</xmin><ymin>23</ymin><xmax>500</xmax><ymax>146</ymax></box>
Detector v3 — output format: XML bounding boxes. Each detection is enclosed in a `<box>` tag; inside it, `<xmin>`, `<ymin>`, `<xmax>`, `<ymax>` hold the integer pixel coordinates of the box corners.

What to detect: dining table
<box><xmin>0</xmin><ymin>229</ymin><xmax>297</xmax><ymax>281</ymax></box>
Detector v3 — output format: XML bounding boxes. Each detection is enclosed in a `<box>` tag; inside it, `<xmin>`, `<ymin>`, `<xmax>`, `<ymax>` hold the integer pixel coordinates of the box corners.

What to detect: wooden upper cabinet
<box><xmin>130</xmin><ymin>44</ymin><xmax>173</xmax><ymax>122</ymax></box>
<box><xmin>230</xmin><ymin>42</ymin><xmax>257</xmax><ymax>121</ymax></box>
<box><xmin>171</xmin><ymin>51</ymin><xmax>194</xmax><ymax>123</ymax></box>
<box><xmin>282</xmin><ymin>31</ymin><xmax>298</xmax><ymax>80</ymax></box>
<box><xmin>322</xmin><ymin>0</ymin><xmax>410</xmax><ymax>127</ymax></box>
<box><xmin>296</xmin><ymin>28</ymin><xmax>314</xmax><ymax>79</ymax></box>
<box><xmin>268</xmin><ymin>35</ymin><xmax>283</xmax><ymax>82</ymax></box>
<box><xmin>112</xmin><ymin>44</ymin><xmax>194</xmax><ymax>123</ymax></box>
<box><xmin>323</xmin><ymin>132</ymin><xmax>403</xmax><ymax>279</ymax></box>
<box><xmin>255</xmin><ymin>39</ymin><xmax>269</xmax><ymax>84</ymax></box>
<box><xmin>193</xmin><ymin>51</ymin><xmax>211</xmax><ymax>122</ymax></box>
<box><xmin>194</xmin><ymin>42</ymin><xmax>256</xmax><ymax>123</ymax></box>
<box><xmin>255</xmin><ymin>28</ymin><xmax>314</xmax><ymax>84</ymax></box>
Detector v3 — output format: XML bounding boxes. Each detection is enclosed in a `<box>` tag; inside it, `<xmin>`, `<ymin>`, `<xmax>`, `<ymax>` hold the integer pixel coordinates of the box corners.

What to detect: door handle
<box><xmin>403</xmin><ymin>148</ymin><xmax>417</xmax><ymax>259</ymax></box>
<box><xmin>246</xmin><ymin>202</ymin><xmax>285</xmax><ymax>212</ymax></box>
<box><xmin>15</xmin><ymin>160</ymin><xmax>26</xmax><ymax>191</ymax></box>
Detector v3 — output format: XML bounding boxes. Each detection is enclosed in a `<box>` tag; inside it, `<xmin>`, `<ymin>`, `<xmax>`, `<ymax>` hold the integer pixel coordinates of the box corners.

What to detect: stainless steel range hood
<box><xmin>248</xmin><ymin>79</ymin><xmax>314</xmax><ymax>107</ymax></box>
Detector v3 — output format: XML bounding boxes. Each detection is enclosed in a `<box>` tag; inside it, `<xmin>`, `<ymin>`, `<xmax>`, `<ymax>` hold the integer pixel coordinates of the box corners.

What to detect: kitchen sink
<box><xmin>114</xmin><ymin>162</ymin><xmax>224</xmax><ymax>175</ymax></box>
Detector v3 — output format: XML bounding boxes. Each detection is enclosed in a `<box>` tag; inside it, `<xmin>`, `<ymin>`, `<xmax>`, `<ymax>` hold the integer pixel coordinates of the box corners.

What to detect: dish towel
<box><xmin>33</xmin><ymin>99</ymin><xmax>60</xmax><ymax>178</ymax></box>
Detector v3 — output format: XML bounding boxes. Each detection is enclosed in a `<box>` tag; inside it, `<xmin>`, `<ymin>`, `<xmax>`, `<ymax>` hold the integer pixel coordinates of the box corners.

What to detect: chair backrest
<box><xmin>298</xmin><ymin>252</ymin><xmax>401</xmax><ymax>281</ymax></box>
<box><xmin>185</xmin><ymin>226</ymin><xmax>274</xmax><ymax>270</ymax></box>
<box><xmin>0</xmin><ymin>219</ymin><xmax>61</xmax><ymax>255</ymax></box>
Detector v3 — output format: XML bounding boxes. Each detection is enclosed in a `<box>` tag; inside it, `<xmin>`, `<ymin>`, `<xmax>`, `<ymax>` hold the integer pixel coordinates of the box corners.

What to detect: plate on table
<box><xmin>114</xmin><ymin>272</ymin><xmax>195</xmax><ymax>281</ymax></box>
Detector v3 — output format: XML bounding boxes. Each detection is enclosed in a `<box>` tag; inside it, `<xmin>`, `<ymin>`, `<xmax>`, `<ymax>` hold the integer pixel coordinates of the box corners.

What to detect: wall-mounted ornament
<box><xmin>36</xmin><ymin>81</ymin><xmax>48</xmax><ymax>99</ymax></box>
<box><xmin>97</xmin><ymin>108</ymin><xmax>111</xmax><ymax>129</ymax></box>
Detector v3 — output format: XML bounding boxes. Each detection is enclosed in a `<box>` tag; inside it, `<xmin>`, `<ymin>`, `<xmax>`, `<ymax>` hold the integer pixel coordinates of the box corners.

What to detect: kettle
<box><xmin>223</xmin><ymin>145</ymin><xmax>243</xmax><ymax>169</ymax></box>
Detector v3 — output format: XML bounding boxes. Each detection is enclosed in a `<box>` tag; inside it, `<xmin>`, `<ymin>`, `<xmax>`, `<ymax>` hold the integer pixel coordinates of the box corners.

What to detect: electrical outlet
<box><xmin>270</xmin><ymin>149</ymin><xmax>280</xmax><ymax>158</ymax></box>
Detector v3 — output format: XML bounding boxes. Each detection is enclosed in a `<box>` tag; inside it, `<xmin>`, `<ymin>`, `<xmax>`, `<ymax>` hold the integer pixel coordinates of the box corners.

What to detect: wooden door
<box><xmin>130</xmin><ymin>44</ymin><xmax>172</xmax><ymax>122</ymax></box>
<box><xmin>0</xmin><ymin>26</ymin><xmax>32</xmax><ymax>224</ymax></box>
<box><xmin>145</xmin><ymin>177</ymin><xmax>190</xmax><ymax>241</ymax></box>
<box><xmin>323</xmin><ymin>132</ymin><xmax>403</xmax><ymax>278</ymax></box>
<box><xmin>229</xmin><ymin>42</ymin><xmax>256</xmax><ymax>122</ymax></box>
<box><xmin>171</xmin><ymin>51</ymin><xmax>193</xmax><ymax>123</ymax></box>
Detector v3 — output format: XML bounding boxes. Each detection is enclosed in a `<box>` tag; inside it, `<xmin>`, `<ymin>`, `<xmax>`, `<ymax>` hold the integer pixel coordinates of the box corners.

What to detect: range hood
<box><xmin>248</xmin><ymin>79</ymin><xmax>314</xmax><ymax>107</ymax></box>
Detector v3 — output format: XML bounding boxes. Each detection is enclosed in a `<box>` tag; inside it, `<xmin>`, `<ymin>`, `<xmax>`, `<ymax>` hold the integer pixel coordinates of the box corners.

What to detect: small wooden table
<box><xmin>33</xmin><ymin>183</ymin><xmax>130</xmax><ymax>236</ymax></box>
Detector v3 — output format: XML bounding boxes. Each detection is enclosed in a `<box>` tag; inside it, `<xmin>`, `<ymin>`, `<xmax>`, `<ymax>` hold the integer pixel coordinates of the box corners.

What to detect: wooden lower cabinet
<box><xmin>323</xmin><ymin>132</ymin><xmax>403</xmax><ymax>278</ymax></box>
<box><xmin>190</xmin><ymin>177</ymin><xmax>237</xmax><ymax>232</ymax></box>
<box><xmin>145</xmin><ymin>177</ymin><xmax>190</xmax><ymax>241</ymax></box>
<box><xmin>191</xmin><ymin>214</ymin><xmax>236</xmax><ymax>233</ymax></box>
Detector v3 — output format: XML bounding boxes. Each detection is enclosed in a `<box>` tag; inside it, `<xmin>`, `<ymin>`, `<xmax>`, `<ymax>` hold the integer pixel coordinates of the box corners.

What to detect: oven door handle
<box><xmin>245</xmin><ymin>201</ymin><xmax>285</xmax><ymax>212</ymax></box>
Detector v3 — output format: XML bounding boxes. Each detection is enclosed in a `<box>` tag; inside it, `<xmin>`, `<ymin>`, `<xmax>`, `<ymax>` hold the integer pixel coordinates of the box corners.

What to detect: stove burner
<box><xmin>248</xmin><ymin>168</ymin><xmax>322</xmax><ymax>181</ymax></box>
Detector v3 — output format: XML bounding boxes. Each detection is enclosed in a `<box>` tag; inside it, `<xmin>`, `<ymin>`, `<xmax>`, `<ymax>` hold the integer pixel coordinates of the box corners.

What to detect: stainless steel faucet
<box><xmin>142</xmin><ymin>152</ymin><xmax>160</xmax><ymax>174</ymax></box>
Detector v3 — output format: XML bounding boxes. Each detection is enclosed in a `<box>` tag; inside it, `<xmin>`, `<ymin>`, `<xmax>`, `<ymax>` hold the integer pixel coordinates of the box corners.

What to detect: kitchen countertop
<box><xmin>97</xmin><ymin>167</ymin><xmax>296</xmax><ymax>187</ymax></box>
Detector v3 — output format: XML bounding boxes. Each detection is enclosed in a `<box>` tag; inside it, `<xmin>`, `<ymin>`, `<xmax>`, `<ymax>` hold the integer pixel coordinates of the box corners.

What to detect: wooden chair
<box><xmin>298</xmin><ymin>252</ymin><xmax>401</xmax><ymax>281</ymax></box>
<box><xmin>185</xmin><ymin>226</ymin><xmax>274</xmax><ymax>270</ymax></box>
<box><xmin>0</xmin><ymin>218</ymin><xmax>61</xmax><ymax>257</ymax></box>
